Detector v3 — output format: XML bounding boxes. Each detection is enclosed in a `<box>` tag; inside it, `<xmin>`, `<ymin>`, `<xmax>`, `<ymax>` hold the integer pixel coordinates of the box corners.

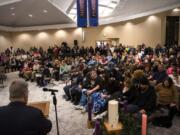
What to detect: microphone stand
<box><xmin>51</xmin><ymin>91</ymin><xmax>60</xmax><ymax>135</ymax></box>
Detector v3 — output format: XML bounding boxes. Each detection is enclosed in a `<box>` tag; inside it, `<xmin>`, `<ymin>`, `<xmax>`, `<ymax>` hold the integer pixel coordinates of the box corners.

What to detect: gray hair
<box><xmin>9</xmin><ymin>79</ymin><xmax>28</xmax><ymax>99</ymax></box>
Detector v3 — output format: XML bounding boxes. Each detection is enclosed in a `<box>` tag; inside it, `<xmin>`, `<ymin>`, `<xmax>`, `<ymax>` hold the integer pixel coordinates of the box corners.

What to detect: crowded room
<box><xmin>0</xmin><ymin>0</ymin><xmax>180</xmax><ymax>135</ymax></box>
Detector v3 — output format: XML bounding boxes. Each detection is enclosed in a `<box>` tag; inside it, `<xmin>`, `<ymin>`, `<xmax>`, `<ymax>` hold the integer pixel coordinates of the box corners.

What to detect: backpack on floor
<box><xmin>152</xmin><ymin>116</ymin><xmax>172</xmax><ymax>128</ymax></box>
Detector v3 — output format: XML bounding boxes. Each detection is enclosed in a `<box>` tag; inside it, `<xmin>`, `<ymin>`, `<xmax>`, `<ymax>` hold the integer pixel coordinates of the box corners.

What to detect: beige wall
<box><xmin>10</xmin><ymin>28</ymin><xmax>83</xmax><ymax>50</ymax></box>
<box><xmin>9</xmin><ymin>15</ymin><xmax>163</xmax><ymax>50</ymax></box>
<box><xmin>0</xmin><ymin>31</ymin><xmax>13</xmax><ymax>51</ymax></box>
<box><xmin>84</xmin><ymin>15</ymin><xmax>162</xmax><ymax>48</ymax></box>
<box><xmin>0</xmin><ymin>10</ymin><xmax>180</xmax><ymax>51</ymax></box>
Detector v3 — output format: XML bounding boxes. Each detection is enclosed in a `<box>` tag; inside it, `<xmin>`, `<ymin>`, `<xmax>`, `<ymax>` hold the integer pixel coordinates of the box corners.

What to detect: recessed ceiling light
<box><xmin>10</xmin><ymin>7</ymin><xmax>15</xmax><ymax>10</ymax></box>
<box><xmin>28</xmin><ymin>14</ymin><xmax>33</xmax><ymax>17</ymax></box>
<box><xmin>43</xmin><ymin>10</ymin><xmax>47</xmax><ymax>13</ymax></box>
<box><xmin>173</xmin><ymin>8</ymin><xmax>180</xmax><ymax>12</ymax></box>
<box><xmin>11</xmin><ymin>13</ymin><xmax>15</xmax><ymax>16</ymax></box>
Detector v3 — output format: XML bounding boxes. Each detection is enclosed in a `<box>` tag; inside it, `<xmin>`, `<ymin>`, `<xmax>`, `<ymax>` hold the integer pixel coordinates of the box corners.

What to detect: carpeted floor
<box><xmin>0</xmin><ymin>72</ymin><xmax>180</xmax><ymax>135</ymax></box>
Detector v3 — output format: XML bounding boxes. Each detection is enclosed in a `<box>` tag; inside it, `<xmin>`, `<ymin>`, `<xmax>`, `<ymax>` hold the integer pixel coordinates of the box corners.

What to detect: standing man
<box><xmin>0</xmin><ymin>79</ymin><xmax>52</xmax><ymax>135</ymax></box>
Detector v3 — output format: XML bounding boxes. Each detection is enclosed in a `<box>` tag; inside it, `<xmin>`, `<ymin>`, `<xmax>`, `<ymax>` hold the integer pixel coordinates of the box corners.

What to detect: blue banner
<box><xmin>77</xmin><ymin>0</ymin><xmax>87</xmax><ymax>27</ymax></box>
<box><xmin>88</xmin><ymin>0</ymin><xmax>98</xmax><ymax>26</ymax></box>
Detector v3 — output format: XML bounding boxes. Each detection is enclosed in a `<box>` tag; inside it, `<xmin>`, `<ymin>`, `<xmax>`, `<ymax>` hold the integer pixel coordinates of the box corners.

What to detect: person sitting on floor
<box><xmin>125</xmin><ymin>76</ymin><xmax>157</xmax><ymax>116</ymax></box>
<box><xmin>31</xmin><ymin>60</ymin><xmax>40</xmax><ymax>82</ymax></box>
<box><xmin>22</xmin><ymin>61</ymin><xmax>33</xmax><ymax>81</ymax></box>
<box><xmin>63</xmin><ymin>70</ymin><xmax>83</xmax><ymax>101</ymax></box>
<box><xmin>59</xmin><ymin>60</ymin><xmax>68</xmax><ymax>81</ymax></box>
<box><xmin>151</xmin><ymin>77</ymin><xmax>178</xmax><ymax>127</ymax></box>
<box><xmin>151</xmin><ymin>64</ymin><xmax>168</xmax><ymax>85</ymax></box>
<box><xmin>75</xmin><ymin>69</ymin><xmax>103</xmax><ymax>112</ymax></box>
<box><xmin>92</xmin><ymin>75</ymin><xmax>122</xmax><ymax>114</ymax></box>
<box><xmin>70</xmin><ymin>68</ymin><xmax>91</xmax><ymax>105</ymax></box>
<box><xmin>36</xmin><ymin>65</ymin><xmax>51</xmax><ymax>87</ymax></box>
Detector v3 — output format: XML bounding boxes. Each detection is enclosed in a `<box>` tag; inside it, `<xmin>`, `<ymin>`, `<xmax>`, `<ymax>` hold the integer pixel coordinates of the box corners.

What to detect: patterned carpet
<box><xmin>0</xmin><ymin>72</ymin><xmax>180</xmax><ymax>135</ymax></box>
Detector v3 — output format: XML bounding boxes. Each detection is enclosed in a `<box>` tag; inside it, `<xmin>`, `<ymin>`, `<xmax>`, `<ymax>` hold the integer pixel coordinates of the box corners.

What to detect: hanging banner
<box><xmin>88</xmin><ymin>0</ymin><xmax>98</xmax><ymax>26</ymax></box>
<box><xmin>77</xmin><ymin>0</ymin><xmax>87</xmax><ymax>27</ymax></box>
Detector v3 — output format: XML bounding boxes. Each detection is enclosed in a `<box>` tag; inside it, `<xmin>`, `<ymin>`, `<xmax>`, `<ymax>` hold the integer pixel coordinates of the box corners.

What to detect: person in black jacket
<box><xmin>0</xmin><ymin>79</ymin><xmax>52</xmax><ymax>135</ymax></box>
<box><xmin>126</xmin><ymin>76</ymin><xmax>157</xmax><ymax>115</ymax></box>
<box><xmin>152</xmin><ymin>64</ymin><xmax>168</xmax><ymax>85</ymax></box>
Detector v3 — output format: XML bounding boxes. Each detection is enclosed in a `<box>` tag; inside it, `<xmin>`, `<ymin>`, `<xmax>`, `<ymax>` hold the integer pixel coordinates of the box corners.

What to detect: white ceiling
<box><xmin>113</xmin><ymin>0</ymin><xmax>180</xmax><ymax>17</ymax></box>
<box><xmin>100</xmin><ymin>0</ymin><xmax>180</xmax><ymax>24</ymax></box>
<box><xmin>0</xmin><ymin>0</ymin><xmax>179</xmax><ymax>31</ymax></box>
<box><xmin>0</xmin><ymin>0</ymin><xmax>73</xmax><ymax>27</ymax></box>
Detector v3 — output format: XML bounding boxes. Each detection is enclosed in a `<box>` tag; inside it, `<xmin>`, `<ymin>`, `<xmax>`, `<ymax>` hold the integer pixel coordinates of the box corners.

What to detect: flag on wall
<box><xmin>88</xmin><ymin>0</ymin><xmax>98</xmax><ymax>26</ymax></box>
<box><xmin>77</xmin><ymin>0</ymin><xmax>87</xmax><ymax>27</ymax></box>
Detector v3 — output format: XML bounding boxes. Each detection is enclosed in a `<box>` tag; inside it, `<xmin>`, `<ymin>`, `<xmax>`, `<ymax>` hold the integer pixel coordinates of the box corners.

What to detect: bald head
<box><xmin>9</xmin><ymin>79</ymin><xmax>28</xmax><ymax>103</ymax></box>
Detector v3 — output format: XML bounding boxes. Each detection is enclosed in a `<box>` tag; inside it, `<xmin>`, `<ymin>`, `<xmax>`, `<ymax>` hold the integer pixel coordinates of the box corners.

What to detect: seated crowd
<box><xmin>0</xmin><ymin>42</ymin><xmax>180</xmax><ymax>127</ymax></box>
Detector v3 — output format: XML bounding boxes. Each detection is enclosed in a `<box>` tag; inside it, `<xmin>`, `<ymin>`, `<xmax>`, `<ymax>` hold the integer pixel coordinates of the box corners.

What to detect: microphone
<box><xmin>43</xmin><ymin>88</ymin><xmax>58</xmax><ymax>92</ymax></box>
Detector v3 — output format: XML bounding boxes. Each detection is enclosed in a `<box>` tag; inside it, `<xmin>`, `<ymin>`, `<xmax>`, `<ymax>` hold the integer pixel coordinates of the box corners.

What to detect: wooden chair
<box><xmin>28</xmin><ymin>101</ymin><xmax>50</xmax><ymax>118</ymax></box>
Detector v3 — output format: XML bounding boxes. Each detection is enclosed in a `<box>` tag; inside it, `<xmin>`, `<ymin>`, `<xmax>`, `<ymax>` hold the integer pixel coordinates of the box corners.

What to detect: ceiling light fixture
<box><xmin>43</xmin><ymin>10</ymin><xmax>48</xmax><ymax>13</ymax></box>
<box><xmin>173</xmin><ymin>8</ymin><xmax>180</xmax><ymax>12</ymax></box>
<box><xmin>11</xmin><ymin>13</ymin><xmax>15</xmax><ymax>16</ymax></box>
<box><xmin>28</xmin><ymin>14</ymin><xmax>33</xmax><ymax>18</ymax></box>
<box><xmin>10</xmin><ymin>7</ymin><xmax>15</xmax><ymax>10</ymax></box>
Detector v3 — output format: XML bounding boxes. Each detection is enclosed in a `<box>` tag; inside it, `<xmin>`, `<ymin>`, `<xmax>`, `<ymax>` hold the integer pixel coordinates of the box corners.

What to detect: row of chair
<box><xmin>0</xmin><ymin>66</ymin><xmax>7</xmax><ymax>88</ymax></box>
